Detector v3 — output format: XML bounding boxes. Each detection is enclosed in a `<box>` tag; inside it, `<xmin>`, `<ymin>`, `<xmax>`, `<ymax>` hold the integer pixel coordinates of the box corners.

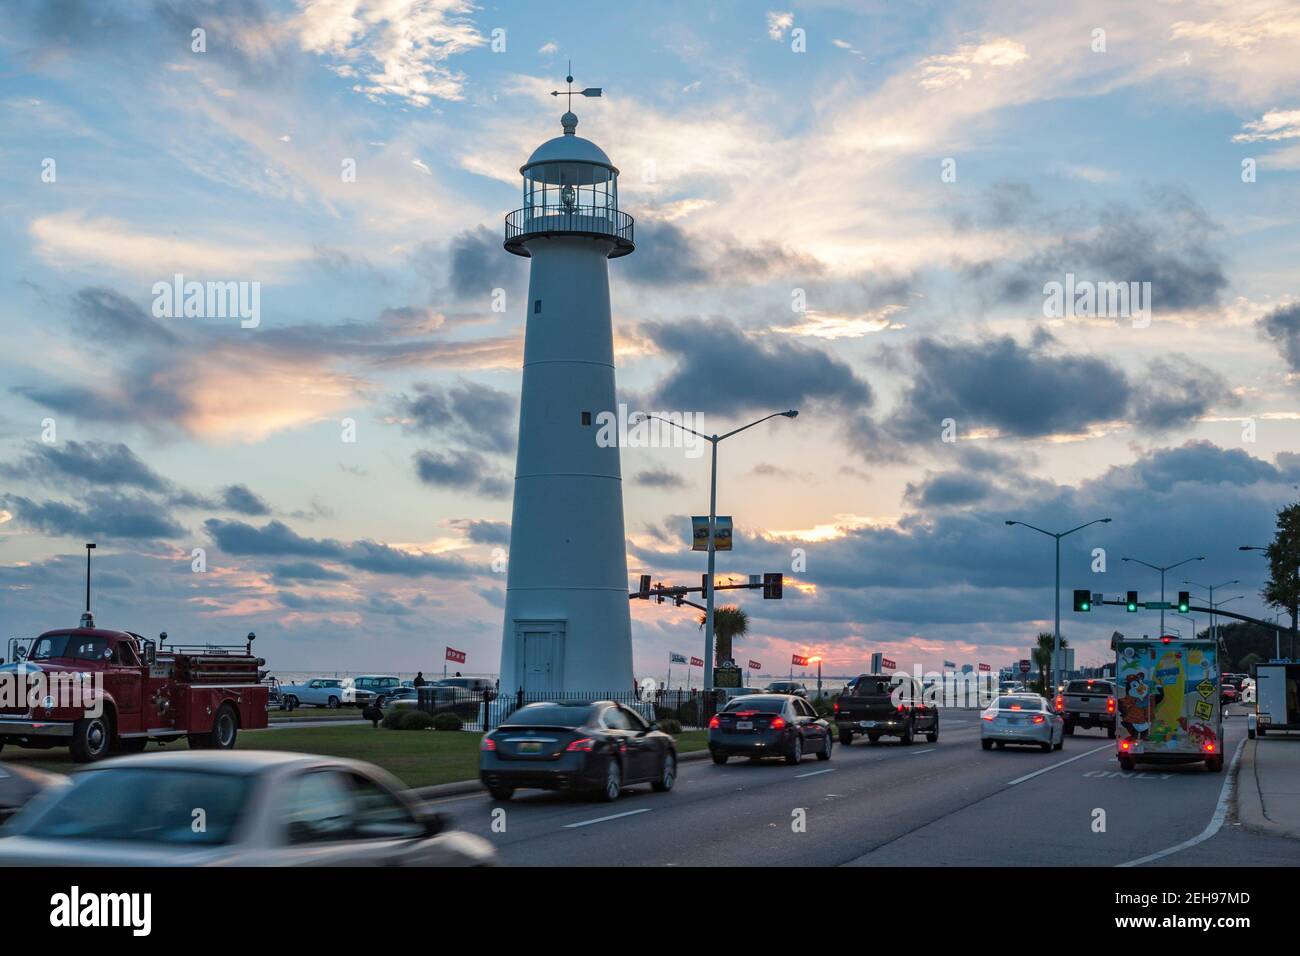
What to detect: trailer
<box><xmin>1249</xmin><ymin>662</ymin><xmax>1300</xmax><ymax>738</ymax></box>
<box><xmin>1114</xmin><ymin>636</ymin><xmax>1223</xmax><ymax>772</ymax></box>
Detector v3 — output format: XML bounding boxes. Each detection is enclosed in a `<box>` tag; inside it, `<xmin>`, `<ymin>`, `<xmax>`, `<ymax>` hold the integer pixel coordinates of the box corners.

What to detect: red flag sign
<box><xmin>690</xmin><ymin>656</ymin><xmax>704</xmax><ymax>667</ymax></box>
<box><xmin>748</xmin><ymin>660</ymin><xmax>761</xmax><ymax>670</ymax></box>
<box><xmin>977</xmin><ymin>662</ymin><xmax>991</xmax><ymax>672</ymax></box>
<box><xmin>445</xmin><ymin>646</ymin><xmax>467</xmax><ymax>664</ymax></box>
<box><xmin>791</xmin><ymin>654</ymin><xmax>810</xmax><ymax>667</ymax></box>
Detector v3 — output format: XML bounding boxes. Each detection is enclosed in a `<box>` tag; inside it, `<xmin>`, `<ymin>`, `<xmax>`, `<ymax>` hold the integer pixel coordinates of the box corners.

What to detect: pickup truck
<box><xmin>1056</xmin><ymin>678</ymin><xmax>1116</xmax><ymax>737</ymax></box>
<box><xmin>0</xmin><ymin>614</ymin><xmax>269</xmax><ymax>762</ymax></box>
<box><xmin>834</xmin><ymin>673</ymin><xmax>938</xmax><ymax>746</ymax></box>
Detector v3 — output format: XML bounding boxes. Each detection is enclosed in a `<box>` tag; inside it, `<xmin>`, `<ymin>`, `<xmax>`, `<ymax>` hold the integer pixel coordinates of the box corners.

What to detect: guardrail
<box><xmin>504</xmin><ymin>206</ymin><xmax>634</xmax><ymax>252</ymax></box>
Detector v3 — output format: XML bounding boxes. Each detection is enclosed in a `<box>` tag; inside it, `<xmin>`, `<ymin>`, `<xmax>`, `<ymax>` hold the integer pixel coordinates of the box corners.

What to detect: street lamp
<box><xmin>84</xmin><ymin>542</ymin><xmax>96</xmax><ymax>615</ymax></box>
<box><xmin>643</xmin><ymin>409</ymin><xmax>799</xmax><ymax>693</ymax></box>
<box><xmin>1121</xmin><ymin>554</ymin><xmax>1204</xmax><ymax>636</ymax></box>
<box><xmin>1239</xmin><ymin>545</ymin><xmax>1298</xmax><ymax>660</ymax></box>
<box><xmin>1172</xmin><ymin>613</ymin><xmax>1197</xmax><ymax>638</ymax></box>
<box><xmin>1005</xmin><ymin>516</ymin><xmax>1112</xmax><ymax>694</ymax></box>
<box><xmin>1184</xmin><ymin>578</ymin><xmax>1238</xmax><ymax>642</ymax></box>
<box><xmin>808</xmin><ymin>655</ymin><xmax>823</xmax><ymax>701</ymax></box>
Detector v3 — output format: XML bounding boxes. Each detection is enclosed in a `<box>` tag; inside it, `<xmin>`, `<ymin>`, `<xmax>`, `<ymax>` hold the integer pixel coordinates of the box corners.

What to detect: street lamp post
<box><xmin>1184</xmin><ymin>578</ymin><xmax>1238</xmax><ymax>642</ymax></box>
<box><xmin>1240</xmin><ymin>545</ymin><xmax>1298</xmax><ymax>660</ymax></box>
<box><xmin>1005</xmin><ymin>517</ymin><xmax>1112</xmax><ymax>695</ymax></box>
<box><xmin>643</xmin><ymin>409</ymin><xmax>799</xmax><ymax>694</ymax></box>
<box><xmin>1121</xmin><ymin>554</ymin><xmax>1204</xmax><ymax>636</ymax></box>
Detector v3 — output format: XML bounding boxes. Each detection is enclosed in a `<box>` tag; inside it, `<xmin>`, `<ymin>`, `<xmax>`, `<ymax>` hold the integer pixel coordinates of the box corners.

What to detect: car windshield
<box><xmin>1067</xmin><ymin>681</ymin><xmax>1113</xmax><ymax>694</ymax></box>
<box><xmin>16</xmin><ymin>768</ymin><xmax>251</xmax><ymax>846</ymax></box>
<box><xmin>25</xmin><ymin>634</ymin><xmax>113</xmax><ymax>662</ymax></box>
<box><xmin>724</xmin><ymin>696</ymin><xmax>787</xmax><ymax>713</ymax></box>
<box><xmin>997</xmin><ymin>696</ymin><xmax>1044</xmax><ymax>710</ymax></box>
<box><xmin>502</xmin><ymin>704</ymin><xmax>594</xmax><ymax>727</ymax></box>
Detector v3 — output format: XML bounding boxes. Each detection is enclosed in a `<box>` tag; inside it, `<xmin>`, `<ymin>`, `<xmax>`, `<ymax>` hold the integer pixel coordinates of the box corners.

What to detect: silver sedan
<box><xmin>980</xmin><ymin>694</ymin><xmax>1064</xmax><ymax>753</ymax></box>
<box><xmin>0</xmin><ymin>751</ymin><xmax>495</xmax><ymax>866</ymax></box>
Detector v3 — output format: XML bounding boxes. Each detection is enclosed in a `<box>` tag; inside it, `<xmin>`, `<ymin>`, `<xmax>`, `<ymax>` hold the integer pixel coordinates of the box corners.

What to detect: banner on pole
<box><xmin>445</xmin><ymin>647</ymin><xmax>466</xmax><ymax>664</ymax></box>
<box><xmin>670</xmin><ymin>652</ymin><xmax>688</xmax><ymax>665</ymax></box>
<box><xmin>690</xmin><ymin>656</ymin><xmax>704</xmax><ymax>667</ymax></box>
<box><xmin>748</xmin><ymin>660</ymin><xmax>761</xmax><ymax>670</ymax></box>
<box><xmin>791</xmin><ymin>654</ymin><xmax>810</xmax><ymax>667</ymax></box>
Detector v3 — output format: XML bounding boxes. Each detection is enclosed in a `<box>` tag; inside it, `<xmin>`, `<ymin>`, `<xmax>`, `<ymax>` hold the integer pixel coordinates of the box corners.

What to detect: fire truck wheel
<box><xmin>70</xmin><ymin>715</ymin><xmax>113</xmax><ymax>763</ymax></box>
<box><xmin>212</xmin><ymin>705</ymin><xmax>239</xmax><ymax>749</ymax></box>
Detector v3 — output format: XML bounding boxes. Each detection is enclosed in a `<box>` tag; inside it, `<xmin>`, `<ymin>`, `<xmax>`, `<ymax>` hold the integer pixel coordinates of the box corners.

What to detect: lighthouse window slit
<box><xmin>534</xmin><ymin>299</ymin><xmax>542</xmax><ymax>314</ymax></box>
<box><xmin>581</xmin><ymin>411</ymin><xmax>592</xmax><ymax>426</ymax></box>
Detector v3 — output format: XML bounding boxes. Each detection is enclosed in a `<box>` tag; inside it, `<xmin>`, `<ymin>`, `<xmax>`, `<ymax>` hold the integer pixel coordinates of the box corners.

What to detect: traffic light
<box><xmin>638</xmin><ymin>574</ymin><xmax>652</xmax><ymax>598</ymax></box>
<box><xmin>1073</xmin><ymin>589</ymin><xmax>1091</xmax><ymax>612</ymax></box>
<box><xmin>1126</xmin><ymin>590</ymin><xmax>1138</xmax><ymax>612</ymax></box>
<box><xmin>763</xmin><ymin>572</ymin><xmax>783</xmax><ymax>600</ymax></box>
<box><xmin>1177</xmin><ymin>591</ymin><xmax>1190</xmax><ymax>614</ymax></box>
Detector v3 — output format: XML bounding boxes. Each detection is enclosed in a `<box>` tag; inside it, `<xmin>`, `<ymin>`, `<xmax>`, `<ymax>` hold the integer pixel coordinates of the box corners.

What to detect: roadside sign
<box><xmin>1019</xmin><ymin>659</ymin><xmax>1031</xmax><ymax>674</ymax></box>
<box><xmin>691</xmin><ymin>516</ymin><xmax>733</xmax><ymax>551</ymax></box>
<box><xmin>690</xmin><ymin>657</ymin><xmax>704</xmax><ymax>667</ymax></box>
<box><xmin>978</xmin><ymin>663</ymin><xmax>991</xmax><ymax>672</ymax></box>
<box><xmin>670</xmin><ymin>653</ymin><xmax>687</xmax><ymax>665</ymax></box>
<box><xmin>1144</xmin><ymin>601</ymin><xmax>1174</xmax><ymax>610</ymax></box>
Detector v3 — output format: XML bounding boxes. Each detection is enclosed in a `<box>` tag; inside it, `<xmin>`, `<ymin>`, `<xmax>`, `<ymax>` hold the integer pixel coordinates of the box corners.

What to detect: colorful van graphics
<box><xmin>1115</xmin><ymin>640</ymin><xmax>1219</xmax><ymax>755</ymax></box>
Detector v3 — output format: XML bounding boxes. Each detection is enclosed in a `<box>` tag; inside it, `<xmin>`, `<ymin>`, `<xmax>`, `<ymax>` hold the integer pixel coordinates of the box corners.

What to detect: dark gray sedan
<box><xmin>708</xmin><ymin>694</ymin><xmax>833</xmax><ymax>765</ymax></box>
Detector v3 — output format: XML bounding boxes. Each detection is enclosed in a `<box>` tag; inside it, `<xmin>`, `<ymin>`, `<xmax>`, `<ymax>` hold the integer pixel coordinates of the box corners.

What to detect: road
<box><xmin>429</xmin><ymin>710</ymin><xmax>1300</xmax><ymax>866</ymax></box>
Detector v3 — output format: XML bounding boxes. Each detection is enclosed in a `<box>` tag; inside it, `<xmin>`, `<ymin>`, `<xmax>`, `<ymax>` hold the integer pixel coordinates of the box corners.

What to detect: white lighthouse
<box><xmin>498</xmin><ymin>92</ymin><xmax>635</xmax><ymax>694</ymax></box>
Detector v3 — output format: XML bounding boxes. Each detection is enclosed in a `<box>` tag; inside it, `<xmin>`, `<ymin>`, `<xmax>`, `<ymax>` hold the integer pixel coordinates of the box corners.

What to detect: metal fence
<box><xmin>415</xmin><ymin>687</ymin><xmax>733</xmax><ymax>732</ymax></box>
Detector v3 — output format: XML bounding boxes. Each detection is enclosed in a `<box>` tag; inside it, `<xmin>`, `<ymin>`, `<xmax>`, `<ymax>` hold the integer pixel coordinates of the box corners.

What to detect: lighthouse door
<box><xmin>517</xmin><ymin>623</ymin><xmax>565</xmax><ymax>694</ymax></box>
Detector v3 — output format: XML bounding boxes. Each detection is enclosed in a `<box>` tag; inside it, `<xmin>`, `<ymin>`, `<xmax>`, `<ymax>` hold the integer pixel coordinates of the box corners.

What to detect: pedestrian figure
<box><xmin>413</xmin><ymin>671</ymin><xmax>426</xmax><ymax>687</ymax></box>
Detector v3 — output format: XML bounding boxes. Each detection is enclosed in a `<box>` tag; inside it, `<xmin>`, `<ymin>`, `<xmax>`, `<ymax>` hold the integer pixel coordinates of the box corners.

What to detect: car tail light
<box><xmin>833</xmin><ymin>701</ymin><xmax>839</xmax><ymax>713</ymax></box>
<box><xmin>896</xmin><ymin>703</ymin><xmax>907</xmax><ymax>714</ymax></box>
<box><xmin>1055</xmin><ymin>695</ymin><xmax>1064</xmax><ymax>711</ymax></box>
<box><xmin>981</xmin><ymin>712</ymin><xmax>995</xmax><ymax>721</ymax></box>
<box><xmin>1120</xmin><ymin>739</ymin><xmax>1131</xmax><ymax>751</ymax></box>
<box><xmin>770</xmin><ymin>716</ymin><xmax>786</xmax><ymax>730</ymax></box>
<box><xmin>481</xmin><ymin>736</ymin><xmax>496</xmax><ymax>751</ymax></box>
<box><xmin>708</xmin><ymin>716</ymin><xmax>720</xmax><ymax>729</ymax></box>
<box><xmin>1204</xmin><ymin>741</ymin><xmax>1215</xmax><ymax>753</ymax></box>
<box><xmin>1107</xmin><ymin>697</ymin><xmax>1116</xmax><ymax>714</ymax></box>
<box><xmin>565</xmin><ymin>737</ymin><xmax>596</xmax><ymax>752</ymax></box>
<box><xmin>1032</xmin><ymin>715</ymin><xmax>1045</xmax><ymax>724</ymax></box>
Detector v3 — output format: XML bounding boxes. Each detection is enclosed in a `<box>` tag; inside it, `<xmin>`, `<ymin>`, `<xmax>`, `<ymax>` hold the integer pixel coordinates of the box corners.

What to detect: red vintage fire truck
<box><xmin>0</xmin><ymin>613</ymin><xmax>270</xmax><ymax>762</ymax></box>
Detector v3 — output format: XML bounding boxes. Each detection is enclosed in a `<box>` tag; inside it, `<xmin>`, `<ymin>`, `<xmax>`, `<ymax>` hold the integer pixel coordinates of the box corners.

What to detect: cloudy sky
<box><xmin>1</xmin><ymin>0</ymin><xmax>1298</xmax><ymax>678</ymax></box>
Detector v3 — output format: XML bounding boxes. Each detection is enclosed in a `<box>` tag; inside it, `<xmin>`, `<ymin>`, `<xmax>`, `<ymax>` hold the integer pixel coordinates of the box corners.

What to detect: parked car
<box><xmin>0</xmin><ymin>763</ymin><xmax>66</xmax><ymax>824</ymax></box>
<box><xmin>1221</xmin><ymin>684</ymin><xmax>1240</xmax><ymax>705</ymax></box>
<box><xmin>351</xmin><ymin>675</ymin><xmax>402</xmax><ymax>707</ymax></box>
<box><xmin>280</xmin><ymin>678</ymin><xmax>369</xmax><ymax>710</ymax></box>
<box><xmin>382</xmin><ymin>687</ymin><xmax>420</xmax><ymax>712</ymax></box>
<box><xmin>437</xmin><ymin>677</ymin><xmax>497</xmax><ymax>700</ymax></box>
<box><xmin>480</xmin><ymin>700</ymin><xmax>676</xmax><ymax>802</ymax></box>
<box><xmin>708</xmin><ymin>694</ymin><xmax>833</xmax><ymax>765</ymax></box>
<box><xmin>981</xmin><ymin>694</ymin><xmax>1064</xmax><ymax>752</ymax></box>
<box><xmin>1058</xmin><ymin>679</ymin><xmax>1117</xmax><ymax>737</ymax></box>
<box><xmin>834</xmin><ymin>673</ymin><xmax>938</xmax><ymax>745</ymax></box>
<box><xmin>0</xmin><ymin>751</ymin><xmax>496</xmax><ymax>865</ymax></box>
<box><xmin>764</xmin><ymin>680</ymin><xmax>808</xmax><ymax>697</ymax></box>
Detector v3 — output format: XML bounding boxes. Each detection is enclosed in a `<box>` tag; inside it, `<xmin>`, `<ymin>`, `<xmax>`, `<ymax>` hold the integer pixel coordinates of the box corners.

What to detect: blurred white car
<box><xmin>0</xmin><ymin>751</ymin><xmax>495</xmax><ymax>866</ymax></box>
<box><xmin>981</xmin><ymin>694</ymin><xmax>1064</xmax><ymax>753</ymax></box>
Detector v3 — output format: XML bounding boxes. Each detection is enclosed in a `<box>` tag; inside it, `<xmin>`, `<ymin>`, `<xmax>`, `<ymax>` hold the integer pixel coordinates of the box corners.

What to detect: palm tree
<box><xmin>699</xmin><ymin>606</ymin><xmax>749</xmax><ymax>666</ymax></box>
<box><xmin>1032</xmin><ymin>632</ymin><xmax>1069</xmax><ymax>695</ymax></box>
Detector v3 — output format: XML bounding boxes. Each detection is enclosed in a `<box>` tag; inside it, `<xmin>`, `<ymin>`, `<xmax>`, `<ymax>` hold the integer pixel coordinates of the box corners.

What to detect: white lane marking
<box><xmin>1007</xmin><ymin>743</ymin><xmax>1112</xmax><ymax>786</ymax></box>
<box><xmin>563</xmin><ymin>808</ymin><xmax>652</xmax><ymax>829</ymax></box>
<box><xmin>794</xmin><ymin>768</ymin><xmax>837</xmax><ymax>779</ymax></box>
<box><xmin>911</xmin><ymin>748</ymin><xmax>936</xmax><ymax>755</ymax></box>
<box><xmin>1117</xmin><ymin>738</ymin><xmax>1246</xmax><ymax>868</ymax></box>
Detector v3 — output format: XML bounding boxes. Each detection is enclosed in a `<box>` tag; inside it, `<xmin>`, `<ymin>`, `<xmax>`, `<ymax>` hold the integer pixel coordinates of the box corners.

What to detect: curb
<box><xmin>1233</xmin><ymin>737</ymin><xmax>1300</xmax><ymax>841</ymax></box>
<box><xmin>408</xmin><ymin>748</ymin><xmax>711</xmax><ymax>802</ymax></box>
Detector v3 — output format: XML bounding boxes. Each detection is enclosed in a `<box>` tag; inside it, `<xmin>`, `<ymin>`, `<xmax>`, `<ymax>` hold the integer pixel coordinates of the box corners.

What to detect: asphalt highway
<box><xmin>429</xmin><ymin>710</ymin><xmax>1300</xmax><ymax>866</ymax></box>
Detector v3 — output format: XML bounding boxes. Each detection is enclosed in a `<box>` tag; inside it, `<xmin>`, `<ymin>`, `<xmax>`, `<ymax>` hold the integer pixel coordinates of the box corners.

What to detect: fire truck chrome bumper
<box><xmin>0</xmin><ymin>718</ymin><xmax>75</xmax><ymax>737</ymax></box>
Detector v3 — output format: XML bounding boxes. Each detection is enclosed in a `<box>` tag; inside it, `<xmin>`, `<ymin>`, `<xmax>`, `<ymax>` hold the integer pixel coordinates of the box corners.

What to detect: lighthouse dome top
<box><xmin>521</xmin><ymin>112</ymin><xmax>617</xmax><ymax>174</ymax></box>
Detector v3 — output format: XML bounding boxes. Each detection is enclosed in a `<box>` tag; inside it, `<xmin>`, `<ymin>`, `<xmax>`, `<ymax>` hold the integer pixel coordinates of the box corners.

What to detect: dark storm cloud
<box><xmin>903</xmin><ymin>472</ymin><xmax>997</xmax><ymax>508</ymax></box>
<box><xmin>1120</xmin><ymin>440</ymin><xmax>1282</xmax><ymax>492</ymax></box>
<box><xmin>220</xmin><ymin>484</ymin><xmax>272</xmax><ymax>516</ymax></box>
<box><xmin>1258</xmin><ymin>302</ymin><xmax>1300</xmax><ymax>371</ymax></box>
<box><xmin>1129</xmin><ymin>357</ymin><xmax>1234</xmax><ymax>431</ymax></box>
<box><xmin>413</xmin><ymin>450</ymin><xmax>510</xmax><ymax>498</ymax></box>
<box><xmin>1</xmin><ymin>441</ymin><xmax>169</xmax><ymax>491</ymax></box>
<box><xmin>2</xmin><ymin>492</ymin><xmax>186</xmax><ymax>539</ymax></box>
<box><xmin>620</xmin><ymin>219</ymin><xmax>824</xmax><ymax>288</ymax></box>
<box><xmin>269</xmin><ymin>561</ymin><xmax>348</xmax><ymax>582</ymax></box>
<box><xmin>633</xmin><ymin>467</ymin><xmax>688</xmax><ymax>489</ymax></box>
<box><xmin>204</xmin><ymin>518</ymin><xmax>474</xmax><ymax>577</ymax></box>
<box><xmin>393</xmin><ymin>379</ymin><xmax>516</xmax><ymax>455</ymax></box>
<box><xmin>889</xmin><ymin>335</ymin><xmax>1128</xmax><ymax>439</ymax></box>
<box><xmin>962</xmin><ymin>185</ymin><xmax>1227</xmax><ymax>313</ymax></box>
<box><xmin>70</xmin><ymin>287</ymin><xmax>177</xmax><ymax>345</ymax></box>
<box><xmin>454</xmin><ymin>519</ymin><xmax>510</xmax><ymax>545</ymax></box>
<box><xmin>644</xmin><ymin>318</ymin><xmax>872</xmax><ymax>416</ymax></box>
<box><xmin>447</xmin><ymin>226</ymin><xmax>526</xmax><ymax>300</ymax></box>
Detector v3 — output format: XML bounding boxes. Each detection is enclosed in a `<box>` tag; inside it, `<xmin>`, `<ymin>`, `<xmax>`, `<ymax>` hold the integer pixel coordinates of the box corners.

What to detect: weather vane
<box><xmin>550</xmin><ymin>60</ymin><xmax>602</xmax><ymax>111</ymax></box>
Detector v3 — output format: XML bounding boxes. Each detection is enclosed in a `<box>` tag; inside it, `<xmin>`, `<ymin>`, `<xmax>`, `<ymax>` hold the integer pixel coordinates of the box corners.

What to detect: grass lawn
<box><xmin>269</xmin><ymin>707</ymin><xmax>370</xmax><ymax>721</ymax></box>
<box><xmin>0</xmin><ymin>726</ymin><xmax>711</xmax><ymax>790</ymax></box>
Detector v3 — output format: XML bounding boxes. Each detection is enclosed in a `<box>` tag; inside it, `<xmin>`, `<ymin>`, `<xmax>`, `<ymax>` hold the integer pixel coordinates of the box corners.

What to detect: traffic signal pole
<box><xmin>1079</xmin><ymin>596</ymin><xmax>1293</xmax><ymax>642</ymax></box>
